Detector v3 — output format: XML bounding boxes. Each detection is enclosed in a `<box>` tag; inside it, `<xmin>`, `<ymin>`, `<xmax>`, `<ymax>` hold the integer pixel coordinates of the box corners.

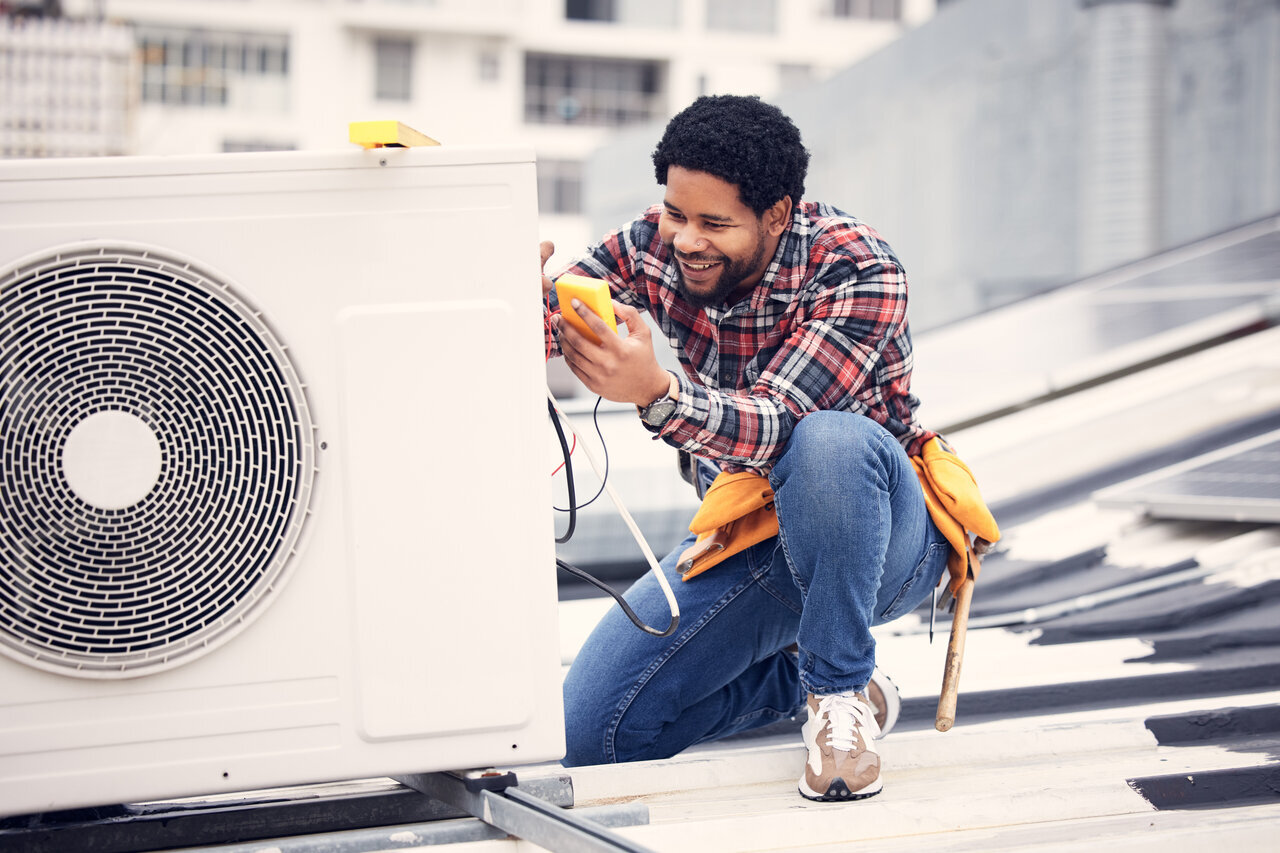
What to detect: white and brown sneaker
<box><xmin>865</xmin><ymin>667</ymin><xmax>901</xmax><ymax>736</ymax></box>
<box><xmin>798</xmin><ymin>691</ymin><xmax>883</xmax><ymax>801</ymax></box>
<box><xmin>783</xmin><ymin>647</ymin><xmax>900</xmax><ymax>739</ymax></box>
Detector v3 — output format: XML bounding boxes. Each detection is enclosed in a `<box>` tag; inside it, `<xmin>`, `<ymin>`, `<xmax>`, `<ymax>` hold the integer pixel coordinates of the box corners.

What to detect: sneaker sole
<box><xmin>797</xmin><ymin>776</ymin><xmax>884</xmax><ymax>802</ymax></box>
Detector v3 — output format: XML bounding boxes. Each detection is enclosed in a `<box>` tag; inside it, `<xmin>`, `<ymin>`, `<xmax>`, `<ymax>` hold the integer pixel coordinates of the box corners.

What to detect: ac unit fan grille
<box><xmin>0</xmin><ymin>244</ymin><xmax>317</xmax><ymax>678</ymax></box>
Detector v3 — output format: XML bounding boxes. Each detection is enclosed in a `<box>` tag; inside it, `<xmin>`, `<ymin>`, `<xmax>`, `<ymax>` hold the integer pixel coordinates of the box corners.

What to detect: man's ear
<box><xmin>764</xmin><ymin>197</ymin><xmax>792</xmax><ymax>236</ymax></box>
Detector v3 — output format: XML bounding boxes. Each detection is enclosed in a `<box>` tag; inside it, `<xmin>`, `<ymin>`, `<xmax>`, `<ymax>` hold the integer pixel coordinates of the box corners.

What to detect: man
<box><xmin>542</xmin><ymin>94</ymin><xmax>948</xmax><ymax>802</ymax></box>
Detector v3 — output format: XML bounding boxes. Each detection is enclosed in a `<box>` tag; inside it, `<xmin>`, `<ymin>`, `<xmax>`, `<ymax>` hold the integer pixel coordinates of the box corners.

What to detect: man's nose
<box><xmin>673</xmin><ymin>227</ymin><xmax>706</xmax><ymax>254</ymax></box>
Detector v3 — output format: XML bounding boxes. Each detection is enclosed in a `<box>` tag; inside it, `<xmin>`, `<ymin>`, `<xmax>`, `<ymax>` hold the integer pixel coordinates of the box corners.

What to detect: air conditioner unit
<box><xmin>0</xmin><ymin>146</ymin><xmax>565</xmax><ymax>818</ymax></box>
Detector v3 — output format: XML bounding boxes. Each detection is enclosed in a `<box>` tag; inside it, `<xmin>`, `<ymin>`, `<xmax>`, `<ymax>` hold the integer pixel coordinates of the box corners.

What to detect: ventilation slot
<box><xmin>0</xmin><ymin>243</ymin><xmax>317</xmax><ymax>678</ymax></box>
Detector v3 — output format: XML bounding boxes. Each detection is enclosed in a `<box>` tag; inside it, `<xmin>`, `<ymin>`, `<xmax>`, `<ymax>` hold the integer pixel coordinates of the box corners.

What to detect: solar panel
<box><xmin>1093</xmin><ymin>429</ymin><xmax>1280</xmax><ymax>523</ymax></box>
<box><xmin>913</xmin><ymin>215</ymin><xmax>1280</xmax><ymax>430</ymax></box>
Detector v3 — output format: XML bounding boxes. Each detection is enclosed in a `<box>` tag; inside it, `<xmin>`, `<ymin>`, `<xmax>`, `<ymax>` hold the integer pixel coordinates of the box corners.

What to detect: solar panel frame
<box><xmin>1093</xmin><ymin>429</ymin><xmax>1280</xmax><ymax>523</ymax></box>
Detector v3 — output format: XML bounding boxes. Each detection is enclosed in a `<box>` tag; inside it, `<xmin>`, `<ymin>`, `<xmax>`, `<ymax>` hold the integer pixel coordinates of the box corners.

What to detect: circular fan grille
<box><xmin>0</xmin><ymin>243</ymin><xmax>317</xmax><ymax>678</ymax></box>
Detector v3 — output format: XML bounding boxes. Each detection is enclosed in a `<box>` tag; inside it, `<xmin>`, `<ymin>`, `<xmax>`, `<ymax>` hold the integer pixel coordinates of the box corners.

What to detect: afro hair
<box><xmin>652</xmin><ymin>94</ymin><xmax>810</xmax><ymax>216</ymax></box>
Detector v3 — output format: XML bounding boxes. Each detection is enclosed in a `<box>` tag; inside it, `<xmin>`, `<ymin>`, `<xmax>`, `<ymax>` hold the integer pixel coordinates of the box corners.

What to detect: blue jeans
<box><xmin>562</xmin><ymin>411</ymin><xmax>950</xmax><ymax>765</ymax></box>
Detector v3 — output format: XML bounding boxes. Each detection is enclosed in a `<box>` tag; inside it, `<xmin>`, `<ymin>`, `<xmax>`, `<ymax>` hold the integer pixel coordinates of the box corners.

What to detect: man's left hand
<box><xmin>553</xmin><ymin>301</ymin><xmax>671</xmax><ymax>407</ymax></box>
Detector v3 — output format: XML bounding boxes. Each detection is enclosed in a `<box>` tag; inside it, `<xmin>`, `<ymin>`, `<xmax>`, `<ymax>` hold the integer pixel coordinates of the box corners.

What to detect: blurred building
<box><xmin>587</xmin><ymin>0</ymin><xmax>1280</xmax><ymax>331</ymax></box>
<box><xmin>0</xmin><ymin>4</ymin><xmax>134</xmax><ymax>158</ymax></box>
<box><xmin>4</xmin><ymin>0</ymin><xmax>936</xmax><ymax>254</ymax></box>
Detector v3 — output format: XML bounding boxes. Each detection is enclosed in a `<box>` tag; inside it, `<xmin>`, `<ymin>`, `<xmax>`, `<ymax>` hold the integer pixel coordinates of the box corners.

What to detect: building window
<box><xmin>566</xmin><ymin>0</ymin><xmax>616</xmax><ymax>21</ymax></box>
<box><xmin>537</xmin><ymin>159</ymin><xmax>584</xmax><ymax>215</ymax></box>
<box><xmin>137</xmin><ymin>28</ymin><xmax>289</xmax><ymax>108</ymax></box>
<box><xmin>706</xmin><ymin>0</ymin><xmax>776</xmax><ymax>33</ymax></box>
<box><xmin>375</xmin><ymin>37</ymin><xmax>414</xmax><ymax>101</ymax></box>
<box><xmin>478</xmin><ymin>49</ymin><xmax>501</xmax><ymax>82</ymax></box>
<box><xmin>779</xmin><ymin>63</ymin><xmax>815</xmax><ymax>92</ymax></box>
<box><xmin>222</xmin><ymin>139</ymin><xmax>296</xmax><ymax>153</ymax></box>
<box><xmin>1</xmin><ymin>19</ymin><xmax>133</xmax><ymax>158</ymax></box>
<box><xmin>826</xmin><ymin>0</ymin><xmax>902</xmax><ymax>20</ymax></box>
<box><xmin>566</xmin><ymin>0</ymin><xmax>677</xmax><ymax>26</ymax></box>
<box><xmin>525</xmin><ymin>54</ymin><xmax>663</xmax><ymax>127</ymax></box>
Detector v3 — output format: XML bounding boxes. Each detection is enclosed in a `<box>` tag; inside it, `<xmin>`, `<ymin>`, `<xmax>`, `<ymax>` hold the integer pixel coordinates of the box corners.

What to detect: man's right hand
<box><xmin>540</xmin><ymin>240</ymin><xmax>555</xmax><ymax>296</ymax></box>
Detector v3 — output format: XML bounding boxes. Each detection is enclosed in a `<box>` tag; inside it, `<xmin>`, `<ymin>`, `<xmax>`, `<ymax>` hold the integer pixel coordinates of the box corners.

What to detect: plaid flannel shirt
<box><xmin>545</xmin><ymin>202</ymin><xmax>935</xmax><ymax>473</ymax></box>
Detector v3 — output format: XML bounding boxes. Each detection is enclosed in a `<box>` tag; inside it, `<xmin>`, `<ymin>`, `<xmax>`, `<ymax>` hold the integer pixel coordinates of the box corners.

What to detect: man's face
<box><xmin>658</xmin><ymin>166</ymin><xmax>782</xmax><ymax>308</ymax></box>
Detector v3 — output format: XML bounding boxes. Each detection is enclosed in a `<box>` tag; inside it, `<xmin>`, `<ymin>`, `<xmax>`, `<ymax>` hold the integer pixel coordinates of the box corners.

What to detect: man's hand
<box><xmin>540</xmin><ymin>240</ymin><xmax>556</xmax><ymax>296</ymax></box>
<box><xmin>553</xmin><ymin>300</ymin><xmax>671</xmax><ymax>408</ymax></box>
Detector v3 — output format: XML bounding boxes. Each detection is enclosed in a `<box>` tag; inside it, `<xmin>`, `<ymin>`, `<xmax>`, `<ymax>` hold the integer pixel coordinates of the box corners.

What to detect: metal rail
<box><xmin>398</xmin><ymin>770</ymin><xmax>655</xmax><ymax>853</ymax></box>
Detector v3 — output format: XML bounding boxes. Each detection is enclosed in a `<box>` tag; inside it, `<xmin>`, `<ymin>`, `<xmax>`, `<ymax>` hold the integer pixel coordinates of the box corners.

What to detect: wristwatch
<box><xmin>638</xmin><ymin>371</ymin><xmax>679</xmax><ymax>428</ymax></box>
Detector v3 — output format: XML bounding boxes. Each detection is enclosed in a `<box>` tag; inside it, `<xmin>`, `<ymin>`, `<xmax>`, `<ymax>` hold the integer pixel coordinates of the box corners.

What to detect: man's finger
<box><xmin>539</xmin><ymin>242</ymin><xmax>557</xmax><ymax>296</ymax></box>
<box><xmin>570</xmin><ymin>298</ymin><xmax>617</xmax><ymax>346</ymax></box>
<box><xmin>557</xmin><ymin>324</ymin><xmax>603</xmax><ymax>390</ymax></box>
<box><xmin>560</xmin><ymin>346</ymin><xmax>592</xmax><ymax>386</ymax></box>
<box><xmin>614</xmin><ymin>301</ymin><xmax>648</xmax><ymax>337</ymax></box>
<box><xmin>554</xmin><ymin>313</ymin><xmax>589</xmax><ymax>360</ymax></box>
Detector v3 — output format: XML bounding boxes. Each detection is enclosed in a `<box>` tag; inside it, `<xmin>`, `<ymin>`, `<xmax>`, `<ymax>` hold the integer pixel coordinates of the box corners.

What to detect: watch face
<box><xmin>642</xmin><ymin>397</ymin><xmax>677</xmax><ymax>426</ymax></box>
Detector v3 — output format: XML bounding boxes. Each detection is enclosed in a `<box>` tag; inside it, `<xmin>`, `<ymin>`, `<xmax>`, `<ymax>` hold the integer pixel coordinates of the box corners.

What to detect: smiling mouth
<box><xmin>677</xmin><ymin>254</ymin><xmax>723</xmax><ymax>275</ymax></box>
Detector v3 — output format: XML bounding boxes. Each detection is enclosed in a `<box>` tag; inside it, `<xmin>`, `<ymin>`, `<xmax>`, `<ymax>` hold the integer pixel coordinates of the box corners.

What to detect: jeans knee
<box><xmin>563</xmin><ymin>699</ymin><xmax>665</xmax><ymax>766</ymax></box>
<box><xmin>565</xmin><ymin>664</ymin><xmax>693</xmax><ymax>765</ymax></box>
<box><xmin>561</xmin><ymin>722</ymin><xmax>605</xmax><ymax>767</ymax></box>
<box><xmin>561</xmin><ymin>671</ymin><xmax>613</xmax><ymax>766</ymax></box>
<box><xmin>775</xmin><ymin>411</ymin><xmax>889</xmax><ymax>485</ymax></box>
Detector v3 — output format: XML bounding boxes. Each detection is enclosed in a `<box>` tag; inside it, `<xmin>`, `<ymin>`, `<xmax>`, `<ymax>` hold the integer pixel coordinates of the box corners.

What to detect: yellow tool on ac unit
<box><xmin>349</xmin><ymin>120</ymin><xmax>440</xmax><ymax>149</ymax></box>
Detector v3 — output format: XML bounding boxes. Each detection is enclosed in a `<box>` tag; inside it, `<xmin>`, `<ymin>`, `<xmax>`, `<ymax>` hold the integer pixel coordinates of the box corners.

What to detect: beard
<box><xmin>672</xmin><ymin>233</ymin><xmax>769</xmax><ymax>309</ymax></box>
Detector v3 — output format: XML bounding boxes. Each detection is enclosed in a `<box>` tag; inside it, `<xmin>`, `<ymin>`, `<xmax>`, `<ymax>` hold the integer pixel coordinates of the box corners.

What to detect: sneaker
<box><xmin>782</xmin><ymin>646</ymin><xmax>901</xmax><ymax>739</ymax></box>
<box><xmin>798</xmin><ymin>692</ymin><xmax>883</xmax><ymax>801</ymax></box>
<box><xmin>865</xmin><ymin>667</ymin><xmax>901</xmax><ymax>737</ymax></box>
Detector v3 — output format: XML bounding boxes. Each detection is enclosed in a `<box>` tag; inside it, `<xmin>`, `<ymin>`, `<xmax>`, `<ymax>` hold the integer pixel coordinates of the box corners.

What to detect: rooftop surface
<box><xmin>4</xmin><ymin>217</ymin><xmax>1278</xmax><ymax>851</ymax></box>
<box><xmin>537</xmin><ymin>216</ymin><xmax>1280</xmax><ymax>850</ymax></box>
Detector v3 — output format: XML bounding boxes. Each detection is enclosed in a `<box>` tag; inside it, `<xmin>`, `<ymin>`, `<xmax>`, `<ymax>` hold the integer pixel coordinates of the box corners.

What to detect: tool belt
<box><xmin>676</xmin><ymin>470</ymin><xmax>779</xmax><ymax>581</ymax></box>
<box><xmin>676</xmin><ymin>436</ymin><xmax>1000</xmax><ymax>594</ymax></box>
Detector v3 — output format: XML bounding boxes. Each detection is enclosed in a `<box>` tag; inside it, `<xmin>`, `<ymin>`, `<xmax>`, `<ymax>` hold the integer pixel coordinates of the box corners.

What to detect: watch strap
<box><xmin>638</xmin><ymin>371</ymin><xmax>679</xmax><ymax>426</ymax></box>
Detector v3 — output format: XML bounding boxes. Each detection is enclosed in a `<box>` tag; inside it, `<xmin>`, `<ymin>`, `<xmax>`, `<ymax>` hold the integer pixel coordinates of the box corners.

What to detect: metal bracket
<box><xmin>396</xmin><ymin>770</ymin><xmax>655</xmax><ymax>852</ymax></box>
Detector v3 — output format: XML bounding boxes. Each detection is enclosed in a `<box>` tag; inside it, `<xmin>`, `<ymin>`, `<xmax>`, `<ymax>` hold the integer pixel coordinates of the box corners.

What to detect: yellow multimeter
<box><xmin>554</xmin><ymin>274</ymin><xmax>618</xmax><ymax>346</ymax></box>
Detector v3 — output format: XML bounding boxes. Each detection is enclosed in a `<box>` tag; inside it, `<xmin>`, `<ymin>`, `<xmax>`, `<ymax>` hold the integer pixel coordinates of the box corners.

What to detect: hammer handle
<box><xmin>935</xmin><ymin>573</ymin><xmax>975</xmax><ymax>732</ymax></box>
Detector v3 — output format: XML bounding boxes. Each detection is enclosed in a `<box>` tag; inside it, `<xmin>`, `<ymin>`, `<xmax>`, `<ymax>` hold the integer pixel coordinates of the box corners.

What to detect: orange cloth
<box><xmin>910</xmin><ymin>436</ymin><xmax>1000</xmax><ymax>595</ymax></box>
<box><xmin>677</xmin><ymin>471</ymin><xmax>778</xmax><ymax>580</ymax></box>
<box><xmin>677</xmin><ymin>436</ymin><xmax>999</xmax><ymax>594</ymax></box>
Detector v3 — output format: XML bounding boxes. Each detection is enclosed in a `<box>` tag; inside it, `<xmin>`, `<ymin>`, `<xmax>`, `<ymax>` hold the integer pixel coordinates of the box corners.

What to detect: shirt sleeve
<box><xmin>542</xmin><ymin>212</ymin><xmax>661</xmax><ymax>360</ymax></box>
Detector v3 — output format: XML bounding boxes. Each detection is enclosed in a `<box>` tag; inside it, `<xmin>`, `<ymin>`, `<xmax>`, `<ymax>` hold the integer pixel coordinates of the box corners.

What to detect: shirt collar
<box><xmin>737</xmin><ymin>206</ymin><xmax>809</xmax><ymax>313</ymax></box>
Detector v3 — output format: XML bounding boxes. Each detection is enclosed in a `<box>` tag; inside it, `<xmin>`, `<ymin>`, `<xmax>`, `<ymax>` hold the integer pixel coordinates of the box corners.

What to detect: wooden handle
<box><xmin>935</xmin><ymin>573</ymin><xmax>975</xmax><ymax>732</ymax></box>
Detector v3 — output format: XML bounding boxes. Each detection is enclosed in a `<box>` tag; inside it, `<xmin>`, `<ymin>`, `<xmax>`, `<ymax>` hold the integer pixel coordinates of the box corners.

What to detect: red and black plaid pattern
<box><xmin>546</xmin><ymin>203</ymin><xmax>935</xmax><ymax>472</ymax></box>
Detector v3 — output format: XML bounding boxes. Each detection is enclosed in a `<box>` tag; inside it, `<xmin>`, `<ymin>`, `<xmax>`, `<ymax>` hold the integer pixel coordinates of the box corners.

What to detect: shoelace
<box><xmin>817</xmin><ymin>693</ymin><xmax>882</xmax><ymax>752</ymax></box>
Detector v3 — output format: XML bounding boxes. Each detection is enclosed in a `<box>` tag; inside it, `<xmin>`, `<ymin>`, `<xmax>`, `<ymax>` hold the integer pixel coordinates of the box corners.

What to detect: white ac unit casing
<box><xmin>0</xmin><ymin>147</ymin><xmax>565</xmax><ymax>817</ymax></box>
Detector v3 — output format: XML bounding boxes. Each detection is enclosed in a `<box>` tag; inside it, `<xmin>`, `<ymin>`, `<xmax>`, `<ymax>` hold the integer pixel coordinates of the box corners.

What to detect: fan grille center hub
<box><xmin>62</xmin><ymin>410</ymin><xmax>163</xmax><ymax>511</ymax></box>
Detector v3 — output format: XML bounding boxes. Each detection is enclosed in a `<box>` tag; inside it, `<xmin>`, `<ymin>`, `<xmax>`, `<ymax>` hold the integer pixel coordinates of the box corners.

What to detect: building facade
<box><xmin>586</xmin><ymin>0</ymin><xmax>1280</xmax><ymax>332</ymax></box>
<box><xmin>13</xmin><ymin>0</ymin><xmax>935</xmax><ymax>253</ymax></box>
<box><xmin>0</xmin><ymin>12</ymin><xmax>134</xmax><ymax>158</ymax></box>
